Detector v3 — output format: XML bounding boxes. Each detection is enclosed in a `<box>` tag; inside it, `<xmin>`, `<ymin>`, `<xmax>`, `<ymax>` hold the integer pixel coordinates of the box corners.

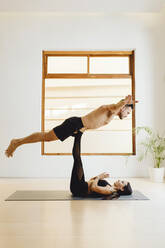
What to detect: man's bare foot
<box><xmin>5</xmin><ymin>139</ymin><xmax>19</xmax><ymax>157</ymax></box>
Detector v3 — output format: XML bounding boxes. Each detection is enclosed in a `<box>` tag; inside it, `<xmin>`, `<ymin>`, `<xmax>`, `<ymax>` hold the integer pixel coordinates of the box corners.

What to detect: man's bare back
<box><xmin>80</xmin><ymin>95</ymin><xmax>134</xmax><ymax>131</ymax></box>
<box><xmin>81</xmin><ymin>105</ymin><xmax>113</xmax><ymax>130</ymax></box>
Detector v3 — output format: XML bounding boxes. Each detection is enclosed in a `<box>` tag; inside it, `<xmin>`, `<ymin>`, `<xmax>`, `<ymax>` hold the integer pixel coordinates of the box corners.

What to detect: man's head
<box><xmin>118</xmin><ymin>104</ymin><xmax>133</xmax><ymax>119</ymax></box>
<box><xmin>113</xmin><ymin>180</ymin><xmax>132</xmax><ymax>195</ymax></box>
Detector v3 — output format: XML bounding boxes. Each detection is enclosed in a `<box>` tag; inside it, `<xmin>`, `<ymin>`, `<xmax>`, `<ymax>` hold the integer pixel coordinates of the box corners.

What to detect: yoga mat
<box><xmin>5</xmin><ymin>190</ymin><xmax>149</xmax><ymax>201</ymax></box>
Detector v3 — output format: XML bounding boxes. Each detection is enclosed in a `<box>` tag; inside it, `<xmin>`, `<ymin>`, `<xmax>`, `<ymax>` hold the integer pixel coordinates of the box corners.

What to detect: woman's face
<box><xmin>113</xmin><ymin>180</ymin><xmax>128</xmax><ymax>191</ymax></box>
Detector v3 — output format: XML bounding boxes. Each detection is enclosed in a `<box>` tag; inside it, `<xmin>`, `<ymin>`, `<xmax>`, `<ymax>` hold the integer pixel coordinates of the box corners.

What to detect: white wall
<box><xmin>1</xmin><ymin>9</ymin><xmax>165</xmax><ymax>178</ymax></box>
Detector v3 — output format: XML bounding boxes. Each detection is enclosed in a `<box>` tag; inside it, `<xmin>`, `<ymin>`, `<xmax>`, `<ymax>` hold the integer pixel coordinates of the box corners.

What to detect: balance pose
<box><xmin>5</xmin><ymin>95</ymin><xmax>137</xmax><ymax>157</ymax></box>
<box><xmin>70</xmin><ymin>130</ymin><xmax>132</xmax><ymax>197</ymax></box>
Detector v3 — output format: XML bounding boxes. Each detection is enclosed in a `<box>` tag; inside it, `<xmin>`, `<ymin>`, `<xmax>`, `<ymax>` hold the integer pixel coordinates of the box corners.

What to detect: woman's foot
<box><xmin>72</xmin><ymin>130</ymin><xmax>83</xmax><ymax>137</ymax></box>
<box><xmin>5</xmin><ymin>139</ymin><xmax>19</xmax><ymax>157</ymax></box>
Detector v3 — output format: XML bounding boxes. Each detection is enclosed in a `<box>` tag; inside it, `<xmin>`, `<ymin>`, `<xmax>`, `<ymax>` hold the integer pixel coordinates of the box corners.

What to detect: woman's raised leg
<box><xmin>70</xmin><ymin>131</ymin><xmax>88</xmax><ymax>196</ymax></box>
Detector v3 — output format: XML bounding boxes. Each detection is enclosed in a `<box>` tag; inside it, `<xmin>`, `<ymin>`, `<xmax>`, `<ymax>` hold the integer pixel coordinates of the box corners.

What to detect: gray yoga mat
<box><xmin>5</xmin><ymin>190</ymin><xmax>149</xmax><ymax>201</ymax></box>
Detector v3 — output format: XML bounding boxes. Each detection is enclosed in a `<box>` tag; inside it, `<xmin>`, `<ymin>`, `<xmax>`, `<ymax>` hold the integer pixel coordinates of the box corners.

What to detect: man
<box><xmin>5</xmin><ymin>95</ymin><xmax>137</xmax><ymax>157</ymax></box>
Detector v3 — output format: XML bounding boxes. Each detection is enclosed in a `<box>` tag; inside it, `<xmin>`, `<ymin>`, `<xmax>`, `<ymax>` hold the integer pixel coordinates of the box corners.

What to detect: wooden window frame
<box><xmin>42</xmin><ymin>50</ymin><xmax>136</xmax><ymax>156</ymax></box>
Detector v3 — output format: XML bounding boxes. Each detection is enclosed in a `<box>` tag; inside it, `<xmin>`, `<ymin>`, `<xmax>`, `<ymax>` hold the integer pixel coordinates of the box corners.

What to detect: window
<box><xmin>42</xmin><ymin>51</ymin><xmax>136</xmax><ymax>155</ymax></box>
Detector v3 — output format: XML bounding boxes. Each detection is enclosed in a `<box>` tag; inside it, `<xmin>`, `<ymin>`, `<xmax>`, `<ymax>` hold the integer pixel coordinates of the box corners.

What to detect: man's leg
<box><xmin>5</xmin><ymin>129</ymin><xmax>58</xmax><ymax>157</ymax></box>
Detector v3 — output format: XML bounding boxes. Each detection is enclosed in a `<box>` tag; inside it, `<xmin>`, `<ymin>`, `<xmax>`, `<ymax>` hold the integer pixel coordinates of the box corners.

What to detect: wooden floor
<box><xmin>0</xmin><ymin>178</ymin><xmax>165</xmax><ymax>248</ymax></box>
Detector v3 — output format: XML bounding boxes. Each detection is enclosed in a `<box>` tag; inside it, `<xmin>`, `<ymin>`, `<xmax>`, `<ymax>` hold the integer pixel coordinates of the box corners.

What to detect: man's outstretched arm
<box><xmin>106</xmin><ymin>95</ymin><xmax>135</xmax><ymax>115</ymax></box>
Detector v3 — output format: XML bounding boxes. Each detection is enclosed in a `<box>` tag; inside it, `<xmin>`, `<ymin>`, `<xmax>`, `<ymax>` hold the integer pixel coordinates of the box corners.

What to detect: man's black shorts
<box><xmin>53</xmin><ymin>116</ymin><xmax>84</xmax><ymax>142</ymax></box>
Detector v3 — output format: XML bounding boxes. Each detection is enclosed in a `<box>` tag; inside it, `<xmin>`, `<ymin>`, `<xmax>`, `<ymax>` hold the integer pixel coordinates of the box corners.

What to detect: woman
<box><xmin>70</xmin><ymin>131</ymin><xmax>133</xmax><ymax>199</ymax></box>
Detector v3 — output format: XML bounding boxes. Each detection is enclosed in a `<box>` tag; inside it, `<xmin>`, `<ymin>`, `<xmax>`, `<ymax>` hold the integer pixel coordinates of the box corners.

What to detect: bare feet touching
<box><xmin>5</xmin><ymin>139</ymin><xmax>19</xmax><ymax>158</ymax></box>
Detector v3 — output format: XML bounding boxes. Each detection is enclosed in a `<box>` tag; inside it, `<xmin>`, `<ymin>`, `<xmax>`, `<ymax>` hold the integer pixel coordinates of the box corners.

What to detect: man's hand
<box><xmin>124</xmin><ymin>95</ymin><xmax>132</xmax><ymax>104</ymax></box>
<box><xmin>122</xmin><ymin>95</ymin><xmax>138</xmax><ymax>106</ymax></box>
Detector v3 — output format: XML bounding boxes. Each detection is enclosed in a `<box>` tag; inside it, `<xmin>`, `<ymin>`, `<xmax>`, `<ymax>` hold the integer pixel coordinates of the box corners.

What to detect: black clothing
<box><xmin>98</xmin><ymin>179</ymin><xmax>111</xmax><ymax>187</ymax></box>
<box><xmin>53</xmin><ymin>116</ymin><xmax>84</xmax><ymax>142</ymax></box>
<box><xmin>70</xmin><ymin>131</ymin><xmax>112</xmax><ymax>198</ymax></box>
<box><xmin>88</xmin><ymin>179</ymin><xmax>112</xmax><ymax>198</ymax></box>
<box><xmin>70</xmin><ymin>131</ymin><xmax>88</xmax><ymax>197</ymax></box>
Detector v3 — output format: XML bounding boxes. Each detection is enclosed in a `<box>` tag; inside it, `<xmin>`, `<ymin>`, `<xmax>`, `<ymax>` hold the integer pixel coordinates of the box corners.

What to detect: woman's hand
<box><xmin>98</xmin><ymin>172</ymin><xmax>110</xmax><ymax>179</ymax></box>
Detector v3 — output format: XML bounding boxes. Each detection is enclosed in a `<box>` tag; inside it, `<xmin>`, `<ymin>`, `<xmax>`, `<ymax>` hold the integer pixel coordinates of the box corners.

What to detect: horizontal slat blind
<box><xmin>44</xmin><ymin>78</ymin><xmax>132</xmax><ymax>154</ymax></box>
<box><xmin>45</xmin><ymin>131</ymin><xmax>132</xmax><ymax>154</ymax></box>
<box><xmin>45</xmin><ymin>119</ymin><xmax>132</xmax><ymax>131</ymax></box>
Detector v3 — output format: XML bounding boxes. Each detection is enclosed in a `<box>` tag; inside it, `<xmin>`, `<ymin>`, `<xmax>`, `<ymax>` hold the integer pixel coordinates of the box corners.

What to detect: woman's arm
<box><xmin>89</xmin><ymin>172</ymin><xmax>109</xmax><ymax>181</ymax></box>
<box><xmin>90</xmin><ymin>174</ymin><xmax>116</xmax><ymax>195</ymax></box>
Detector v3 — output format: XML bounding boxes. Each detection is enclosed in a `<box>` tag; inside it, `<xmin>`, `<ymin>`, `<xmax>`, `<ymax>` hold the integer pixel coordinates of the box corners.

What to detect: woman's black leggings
<box><xmin>70</xmin><ymin>131</ymin><xmax>88</xmax><ymax>197</ymax></box>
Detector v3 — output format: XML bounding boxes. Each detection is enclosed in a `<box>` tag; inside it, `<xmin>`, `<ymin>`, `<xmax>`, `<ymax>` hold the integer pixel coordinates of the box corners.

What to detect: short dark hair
<box><xmin>117</xmin><ymin>182</ymin><xmax>132</xmax><ymax>196</ymax></box>
<box><xmin>125</xmin><ymin>104</ymin><xmax>134</xmax><ymax>109</ymax></box>
<box><xmin>125</xmin><ymin>104</ymin><xmax>133</xmax><ymax>109</ymax></box>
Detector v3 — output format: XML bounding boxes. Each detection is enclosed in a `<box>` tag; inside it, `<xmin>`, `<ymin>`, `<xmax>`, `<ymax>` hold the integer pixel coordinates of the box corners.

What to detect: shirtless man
<box><xmin>5</xmin><ymin>95</ymin><xmax>137</xmax><ymax>157</ymax></box>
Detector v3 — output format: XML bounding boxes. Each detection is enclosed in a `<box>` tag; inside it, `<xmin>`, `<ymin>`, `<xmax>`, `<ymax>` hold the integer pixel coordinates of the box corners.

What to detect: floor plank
<box><xmin>0</xmin><ymin>178</ymin><xmax>165</xmax><ymax>248</ymax></box>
